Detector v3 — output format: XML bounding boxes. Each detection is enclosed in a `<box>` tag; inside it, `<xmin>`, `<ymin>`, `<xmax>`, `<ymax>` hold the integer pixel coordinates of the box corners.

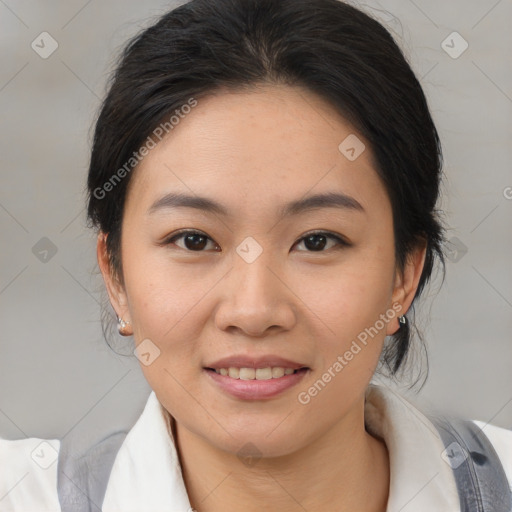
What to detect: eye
<box><xmin>293</xmin><ymin>231</ymin><xmax>350</xmax><ymax>252</ymax></box>
<box><xmin>163</xmin><ymin>230</ymin><xmax>220</xmax><ymax>252</ymax></box>
<box><xmin>162</xmin><ymin>229</ymin><xmax>350</xmax><ymax>253</ymax></box>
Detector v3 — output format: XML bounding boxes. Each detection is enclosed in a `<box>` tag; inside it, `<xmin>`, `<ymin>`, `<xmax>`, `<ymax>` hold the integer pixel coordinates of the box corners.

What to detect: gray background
<box><xmin>0</xmin><ymin>0</ymin><xmax>511</xmax><ymax>445</ymax></box>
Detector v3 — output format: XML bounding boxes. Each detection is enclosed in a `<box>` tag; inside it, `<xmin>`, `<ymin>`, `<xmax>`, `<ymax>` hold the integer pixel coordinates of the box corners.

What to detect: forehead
<box><xmin>125</xmin><ymin>84</ymin><xmax>390</xmax><ymax>221</ymax></box>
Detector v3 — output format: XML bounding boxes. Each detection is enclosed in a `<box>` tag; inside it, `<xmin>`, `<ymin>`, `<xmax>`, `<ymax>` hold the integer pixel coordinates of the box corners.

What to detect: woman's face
<box><xmin>99</xmin><ymin>84</ymin><xmax>424</xmax><ymax>457</ymax></box>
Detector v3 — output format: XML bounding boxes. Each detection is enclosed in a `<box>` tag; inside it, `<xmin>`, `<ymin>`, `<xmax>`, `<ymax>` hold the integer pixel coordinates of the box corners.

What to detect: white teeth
<box><xmin>255</xmin><ymin>368</ymin><xmax>272</xmax><ymax>380</ymax></box>
<box><xmin>213</xmin><ymin>366</ymin><xmax>302</xmax><ymax>380</ymax></box>
<box><xmin>239</xmin><ymin>368</ymin><xmax>256</xmax><ymax>380</ymax></box>
<box><xmin>228</xmin><ymin>367</ymin><xmax>240</xmax><ymax>379</ymax></box>
<box><xmin>272</xmin><ymin>367</ymin><xmax>285</xmax><ymax>378</ymax></box>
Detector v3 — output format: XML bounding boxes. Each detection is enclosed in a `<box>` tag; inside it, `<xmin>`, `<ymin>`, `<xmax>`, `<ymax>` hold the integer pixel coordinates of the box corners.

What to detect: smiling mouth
<box><xmin>204</xmin><ymin>367</ymin><xmax>309</xmax><ymax>380</ymax></box>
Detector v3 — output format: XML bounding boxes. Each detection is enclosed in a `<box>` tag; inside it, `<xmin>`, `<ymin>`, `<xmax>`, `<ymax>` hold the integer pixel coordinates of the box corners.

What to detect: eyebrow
<box><xmin>147</xmin><ymin>191</ymin><xmax>365</xmax><ymax>218</ymax></box>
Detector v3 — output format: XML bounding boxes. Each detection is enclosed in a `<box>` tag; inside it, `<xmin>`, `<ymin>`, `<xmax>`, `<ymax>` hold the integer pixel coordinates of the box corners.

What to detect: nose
<box><xmin>213</xmin><ymin>248</ymin><xmax>297</xmax><ymax>337</ymax></box>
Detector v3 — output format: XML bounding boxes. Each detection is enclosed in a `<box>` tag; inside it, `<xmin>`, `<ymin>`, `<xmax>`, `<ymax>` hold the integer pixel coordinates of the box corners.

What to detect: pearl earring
<box><xmin>117</xmin><ymin>316</ymin><xmax>132</xmax><ymax>336</ymax></box>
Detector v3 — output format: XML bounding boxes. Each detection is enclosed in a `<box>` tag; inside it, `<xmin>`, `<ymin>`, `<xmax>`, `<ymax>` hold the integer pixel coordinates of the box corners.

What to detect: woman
<box><xmin>1</xmin><ymin>0</ymin><xmax>511</xmax><ymax>511</ymax></box>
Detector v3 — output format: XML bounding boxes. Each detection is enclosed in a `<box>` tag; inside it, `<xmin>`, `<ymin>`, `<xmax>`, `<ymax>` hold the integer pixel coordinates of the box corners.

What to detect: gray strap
<box><xmin>57</xmin><ymin>430</ymin><xmax>128</xmax><ymax>512</ymax></box>
<box><xmin>432</xmin><ymin>416</ymin><xmax>512</xmax><ymax>512</ymax></box>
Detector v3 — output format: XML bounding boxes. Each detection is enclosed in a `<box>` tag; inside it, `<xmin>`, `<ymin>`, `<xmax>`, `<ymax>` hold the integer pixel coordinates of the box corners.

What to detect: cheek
<box><xmin>121</xmin><ymin>239</ymin><xmax>202</xmax><ymax>332</ymax></box>
<box><xmin>123</xmin><ymin>256</ymin><xmax>206</xmax><ymax>396</ymax></box>
<box><xmin>119</xmin><ymin>244</ymin><xmax>199</xmax><ymax>374</ymax></box>
<box><xmin>295</xmin><ymin>260</ymin><xmax>394</xmax><ymax>412</ymax></box>
<box><xmin>293</xmin><ymin>245</ymin><xmax>395</xmax><ymax>342</ymax></box>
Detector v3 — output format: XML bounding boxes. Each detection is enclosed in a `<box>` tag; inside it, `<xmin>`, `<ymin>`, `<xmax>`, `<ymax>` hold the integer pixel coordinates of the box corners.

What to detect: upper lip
<box><xmin>205</xmin><ymin>355</ymin><xmax>309</xmax><ymax>370</ymax></box>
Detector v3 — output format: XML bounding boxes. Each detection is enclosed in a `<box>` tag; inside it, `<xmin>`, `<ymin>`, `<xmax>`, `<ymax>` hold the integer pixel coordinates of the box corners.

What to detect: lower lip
<box><xmin>204</xmin><ymin>368</ymin><xmax>309</xmax><ymax>400</ymax></box>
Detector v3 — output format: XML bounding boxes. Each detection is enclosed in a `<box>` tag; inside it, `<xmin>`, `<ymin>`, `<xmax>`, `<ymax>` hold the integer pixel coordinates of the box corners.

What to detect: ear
<box><xmin>96</xmin><ymin>231</ymin><xmax>130</xmax><ymax>322</ymax></box>
<box><xmin>386</xmin><ymin>239</ymin><xmax>427</xmax><ymax>336</ymax></box>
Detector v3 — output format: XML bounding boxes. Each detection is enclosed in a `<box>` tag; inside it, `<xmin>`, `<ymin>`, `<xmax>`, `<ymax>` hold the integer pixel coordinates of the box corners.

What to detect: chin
<box><xmin>210</xmin><ymin>426</ymin><xmax>306</xmax><ymax>461</ymax></box>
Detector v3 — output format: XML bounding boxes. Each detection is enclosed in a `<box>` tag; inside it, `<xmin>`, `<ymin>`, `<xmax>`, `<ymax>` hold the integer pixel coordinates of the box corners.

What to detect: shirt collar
<box><xmin>103</xmin><ymin>385</ymin><xmax>460</xmax><ymax>511</ymax></box>
<box><xmin>365</xmin><ymin>383</ymin><xmax>460</xmax><ymax>511</ymax></box>
<box><xmin>102</xmin><ymin>391</ymin><xmax>191</xmax><ymax>512</ymax></box>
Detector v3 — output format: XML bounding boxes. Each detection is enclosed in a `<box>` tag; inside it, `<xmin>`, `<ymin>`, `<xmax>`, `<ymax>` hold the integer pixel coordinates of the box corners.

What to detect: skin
<box><xmin>98</xmin><ymin>83</ymin><xmax>426</xmax><ymax>512</ymax></box>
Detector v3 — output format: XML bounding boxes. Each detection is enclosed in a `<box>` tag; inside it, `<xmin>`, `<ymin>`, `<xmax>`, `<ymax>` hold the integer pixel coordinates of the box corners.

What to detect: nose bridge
<box><xmin>214</xmin><ymin>236</ymin><xmax>295</xmax><ymax>334</ymax></box>
<box><xmin>231</xmin><ymin>237</ymin><xmax>280</xmax><ymax>305</ymax></box>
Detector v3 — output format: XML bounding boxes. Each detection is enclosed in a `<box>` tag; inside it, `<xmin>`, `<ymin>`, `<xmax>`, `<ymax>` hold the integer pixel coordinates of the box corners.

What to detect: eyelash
<box><xmin>162</xmin><ymin>229</ymin><xmax>350</xmax><ymax>252</ymax></box>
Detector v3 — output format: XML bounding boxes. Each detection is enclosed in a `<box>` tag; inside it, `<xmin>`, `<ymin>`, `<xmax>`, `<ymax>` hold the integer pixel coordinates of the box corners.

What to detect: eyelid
<box><xmin>162</xmin><ymin>229</ymin><xmax>219</xmax><ymax>249</ymax></box>
<box><xmin>164</xmin><ymin>228</ymin><xmax>208</xmax><ymax>242</ymax></box>
<box><xmin>161</xmin><ymin>228</ymin><xmax>351</xmax><ymax>251</ymax></box>
<box><xmin>299</xmin><ymin>229</ymin><xmax>351</xmax><ymax>247</ymax></box>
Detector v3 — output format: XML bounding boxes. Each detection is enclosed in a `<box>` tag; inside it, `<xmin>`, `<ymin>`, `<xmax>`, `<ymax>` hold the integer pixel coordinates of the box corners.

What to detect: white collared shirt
<box><xmin>1</xmin><ymin>384</ymin><xmax>511</xmax><ymax>511</ymax></box>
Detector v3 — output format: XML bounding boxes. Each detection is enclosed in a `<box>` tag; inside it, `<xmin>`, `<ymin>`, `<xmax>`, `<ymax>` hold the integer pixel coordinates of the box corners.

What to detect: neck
<box><xmin>172</xmin><ymin>399</ymin><xmax>389</xmax><ymax>512</ymax></box>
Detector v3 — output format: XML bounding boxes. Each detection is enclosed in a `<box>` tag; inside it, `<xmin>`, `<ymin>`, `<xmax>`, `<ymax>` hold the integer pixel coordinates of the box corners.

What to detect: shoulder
<box><xmin>0</xmin><ymin>435</ymin><xmax>61</xmax><ymax>511</ymax></box>
<box><xmin>365</xmin><ymin>384</ymin><xmax>512</xmax><ymax>510</ymax></box>
<box><xmin>473</xmin><ymin>420</ymin><xmax>512</xmax><ymax>486</ymax></box>
<box><xmin>0</xmin><ymin>430</ymin><xmax>130</xmax><ymax>512</ymax></box>
<box><xmin>58</xmin><ymin>429</ymin><xmax>129</xmax><ymax>510</ymax></box>
<box><xmin>0</xmin><ymin>394</ymin><xmax>153</xmax><ymax>512</ymax></box>
<box><xmin>431</xmin><ymin>416</ymin><xmax>512</xmax><ymax>509</ymax></box>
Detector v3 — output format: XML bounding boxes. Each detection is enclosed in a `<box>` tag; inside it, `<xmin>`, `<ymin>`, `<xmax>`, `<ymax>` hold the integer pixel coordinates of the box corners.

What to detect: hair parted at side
<box><xmin>86</xmin><ymin>0</ymin><xmax>447</xmax><ymax>381</ymax></box>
